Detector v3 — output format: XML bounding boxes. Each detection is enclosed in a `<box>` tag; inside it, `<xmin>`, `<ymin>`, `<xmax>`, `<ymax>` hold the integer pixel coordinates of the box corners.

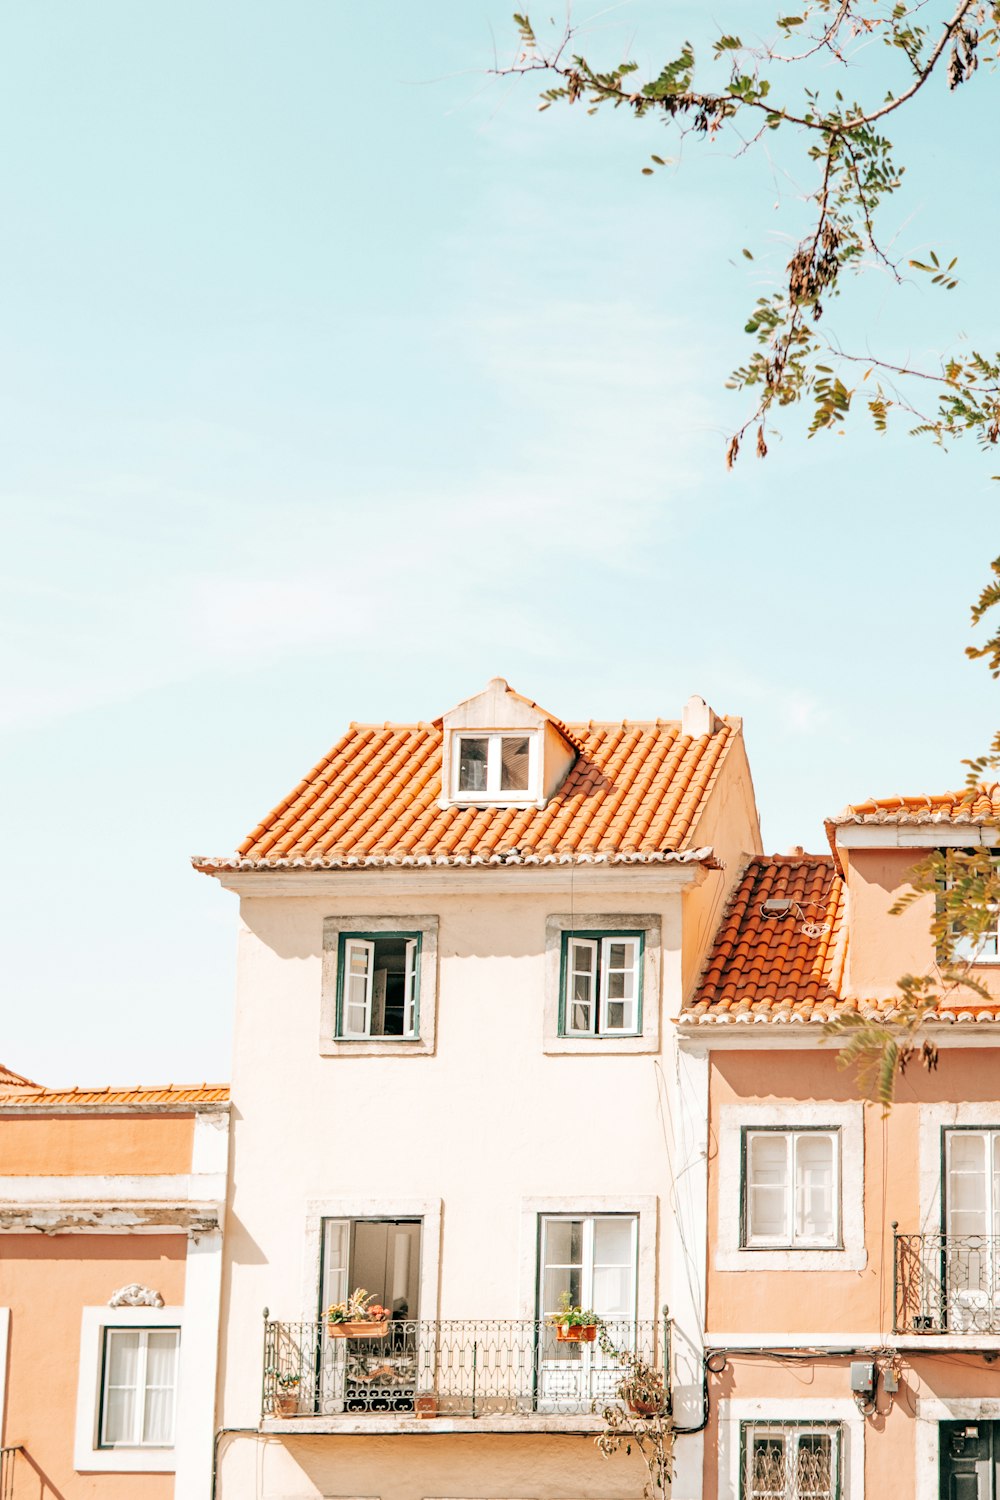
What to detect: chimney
<box><xmin>682</xmin><ymin>694</ymin><xmax>719</xmax><ymax>738</ymax></box>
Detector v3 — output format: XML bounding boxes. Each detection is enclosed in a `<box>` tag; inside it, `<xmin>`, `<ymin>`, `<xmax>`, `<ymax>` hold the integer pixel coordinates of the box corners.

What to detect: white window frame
<box><xmin>544</xmin><ymin>914</ymin><xmax>662</xmax><ymax>1056</ymax></box>
<box><xmin>715</xmin><ymin>1102</ymin><xmax>866</xmax><ymax>1272</ymax></box>
<box><xmin>718</xmin><ymin>1399</ymin><xmax>863</xmax><ymax>1500</ymax></box>
<box><xmin>517</xmin><ymin>1195</ymin><xmax>657</xmax><ymax>1323</ymax></box>
<box><xmin>562</xmin><ymin>934</ymin><xmax>642</xmax><ymax>1038</ymax></box>
<box><xmin>337</xmin><ymin>934</ymin><xmax>420</xmax><ymax>1041</ymax></box>
<box><xmin>75</xmin><ymin>1305</ymin><xmax>183</xmax><ymax>1474</ymax></box>
<box><xmin>321</xmin><ymin>916</ymin><xmax>438</xmax><ymax>1057</ymax></box>
<box><xmin>100</xmin><ymin>1325</ymin><xmax>180</xmax><ymax>1449</ymax></box>
<box><xmin>450</xmin><ymin>731</ymin><xmax>540</xmax><ymax>803</ymax></box>
<box><xmin>742</xmin><ymin>1129</ymin><xmax>841</xmax><ymax>1250</ymax></box>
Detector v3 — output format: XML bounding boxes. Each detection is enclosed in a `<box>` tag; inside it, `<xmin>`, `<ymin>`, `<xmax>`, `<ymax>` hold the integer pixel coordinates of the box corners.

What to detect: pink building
<box><xmin>680</xmin><ymin>789</ymin><xmax>1000</xmax><ymax>1500</ymax></box>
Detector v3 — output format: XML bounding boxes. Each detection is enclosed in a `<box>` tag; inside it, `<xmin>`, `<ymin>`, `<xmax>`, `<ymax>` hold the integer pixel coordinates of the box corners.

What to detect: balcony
<box><xmin>894</xmin><ymin>1229</ymin><xmax>1000</xmax><ymax>1334</ymax></box>
<box><xmin>261</xmin><ymin>1317</ymin><xmax>666</xmax><ymax>1432</ymax></box>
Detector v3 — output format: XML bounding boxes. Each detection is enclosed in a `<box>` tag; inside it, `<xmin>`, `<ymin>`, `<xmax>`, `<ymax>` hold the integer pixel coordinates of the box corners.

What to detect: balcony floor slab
<box><xmin>260</xmin><ymin>1414</ymin><xmax>605</xmax><ymax>1436</ymax></box>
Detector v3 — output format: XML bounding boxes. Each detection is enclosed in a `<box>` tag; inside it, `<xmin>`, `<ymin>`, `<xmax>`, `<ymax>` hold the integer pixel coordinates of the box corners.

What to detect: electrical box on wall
<box><xmin>883</xmin><ymin>1366</ymin><xmax>899</xmax><ymax>1394</ymax></box>
<box><xmin>850</xmin><ymin>1361</ymin><xmax>875</xmax><ymax>1395</ymax></box>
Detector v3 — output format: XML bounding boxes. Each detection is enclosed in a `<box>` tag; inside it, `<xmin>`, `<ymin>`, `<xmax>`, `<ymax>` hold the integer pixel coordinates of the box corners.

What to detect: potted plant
<box><xmin>326</xmin><ymin>1287</ymin><xmax>391</xmax><ymax>1339</ymax></box>
<box><xmin>268</xmin><ymin>1370</ymin><xmax>302</xmax><ymax>1417</ymax></box>
<box><xmin>549</xmin><ymin>1290</ymin><xmax>600</xmax><ymax>1343</ymax></box>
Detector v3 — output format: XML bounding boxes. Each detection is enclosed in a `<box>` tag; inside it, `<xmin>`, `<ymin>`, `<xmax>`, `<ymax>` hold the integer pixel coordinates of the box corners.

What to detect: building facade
<box><xmin>682</xmin><ymin>788</ymin><xmax>1000</xmax><ymax>1500</ymax></box>
<box><xmin>196</xmin><ymin>678</ymin><xmax>763</xmax><ymax>1499</ymax></box>
<box><xmin>0</xmin><ymin>1071</ymin><xmax>228</xmax><ymax>1500</ymax></box>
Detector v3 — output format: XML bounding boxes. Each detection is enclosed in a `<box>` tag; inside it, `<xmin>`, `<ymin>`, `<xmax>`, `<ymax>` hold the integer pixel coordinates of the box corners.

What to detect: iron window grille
<box><xmin>740</xmin><ymin>1421</ymin><xmax>843</xmax><ymax>1500</ymax></box>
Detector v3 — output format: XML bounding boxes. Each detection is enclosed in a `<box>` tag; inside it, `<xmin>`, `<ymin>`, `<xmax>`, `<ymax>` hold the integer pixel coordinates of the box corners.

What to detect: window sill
<box><xmin>715</xmin><ymin>1247</ymin><xmax>867</xmax><ymax>1272</ymax></box>
<box><xmin>321</xmin><ymin>1036</ymin><xmax>433</xmax><ymax>1058</ymax></box>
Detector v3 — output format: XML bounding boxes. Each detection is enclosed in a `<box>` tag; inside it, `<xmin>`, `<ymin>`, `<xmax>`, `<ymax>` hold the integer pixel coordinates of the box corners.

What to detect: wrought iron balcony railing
<box><xmin>262</xmin><ymin>1317</ymin><xmax>665</xmax><ymax>1420</ymax></box>
<box><xmin>894</xmin><ymin>1228</ymin><xmax>1000</xmax><ymax>1333</ymax></box>
<box><xmin>0</xmin><ymin>1445</ymin><xmax>23</xmax><ymax>1500</ymax></box>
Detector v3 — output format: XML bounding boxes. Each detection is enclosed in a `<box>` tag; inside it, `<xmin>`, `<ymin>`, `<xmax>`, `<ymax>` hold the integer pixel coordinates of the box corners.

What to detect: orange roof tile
<box><xmin>0</xmin><ymin>1062</ymin><xmax>40</xmax><ymax>1091</ymax></box>
<box><xmin>828</xmin><ymin>785</ymin><xmax>1000</xmax><ymax>829</ymax></box>
<box><xmin>0</xmin><ymin>1083</ymin><xmax>229</xmax><ymax>1107</ymax></box>
<box><xmin>686</xmin><ymin>855</ymin><xmax>848</xmax><ymax>1022</ymax></box>
<box><xmin>684</xmin><ymin>853</ymin><xmax>1000</xmax><ymax>1027</ymax></box>
<box><xmin>194</xmin><ymin>717</ymin><xmax>739</xmax><ymax>872</ymax></box>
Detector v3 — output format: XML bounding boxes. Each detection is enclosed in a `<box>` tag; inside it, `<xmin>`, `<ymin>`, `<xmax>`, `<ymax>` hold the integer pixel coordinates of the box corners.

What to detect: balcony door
<box><xmin>945</xmin><ymin>1131</ymin><xmax>1000</xmax><ymax>1330</ymax></box>
<box><xmin>537</xmin><ymin>1213</ymin><xmax>638</xmax><ymax>1409</ymax></box>
<box><xmin>318</xmin><ymin>1218</ymin><xmax>422</xmax><ymax>1413</ymax></box>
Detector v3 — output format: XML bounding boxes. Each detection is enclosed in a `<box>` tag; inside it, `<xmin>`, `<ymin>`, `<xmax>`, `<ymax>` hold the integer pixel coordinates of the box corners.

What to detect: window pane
<box><xmin>750</xmin><ymin>1435</ymin><xmax>786</xmax><ymax>1500</ymax></box>
<box><xmin>104</xmin><ymin>1385</ymin><xmax>135</xmax><ymax>1446</ymax></box>
<box><xmin>458</xmin><ymin>737</ymin><xmax>489</xmax><ymax>792</ymax></box>
<box><xmin>568</xmin><ymin>940</ymin><xmax>596</xmax><ymax>1032</ymax></box>
<box><xmin>593</xmin><ymin>1217</ymin><xmax>636</xmax><ymax>1318</ymax></box>
<box><xmin>797</xmin><ymin>1433</ymin><xmax>833</xmax><ymax>1500</ymax></box>
<box><xmin>544</xmin><ymin>1218</ymin><xmax>583</xmax><ymax>1267</ymax></box>
<box><xmin>142</xmin><ymin>1332</ymin><xmax>178</xmax><ymax>1446</ymax></box>
<box><xmin>107</xmin><ymin>1329</ymin><xmax>140</xmax><ymax>1386</ymax></box>
<box><xmin>499</xmin><ymin>736</ymin><xmax>530</xmax><ymax>792</ymax></box>
<box><xmin>948</xmin><ymin>1132</ymin><xmax>989</xmax><ymax>1236</ymax></box>
<box><xmin>601</xmin><ymin>937</ymin><xmax>639</xmax><ymax>1033</ymax></box>
<box><xmin>795</xmin><ymin>1135</ymin><xmax>836</xmax><ymax>1243</ymax></box>
<box><xmin>747</xmin><ymin>1135</ymin><xmax>788</xmax><ymax>1241</ymax></box>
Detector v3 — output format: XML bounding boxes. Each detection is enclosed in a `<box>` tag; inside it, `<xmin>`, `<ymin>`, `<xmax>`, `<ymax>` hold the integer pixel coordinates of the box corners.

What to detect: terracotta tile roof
<box><xmin>686</xmin><ymin>855</ymin><xmax>848</xmax><ymax>1022</ymax></box>
<box><xmin>0</xmin><ymin>1062</ymin><xmax>40</xmax><ymax>1091</ymax></box>
<box><xmin>828</xmin><ymin>785</ymin><xmax>1000</xmax><ymax>829</ymax></box>
<box><xmin>0</xmin><ymin>1083</ymin><xmax>229</xmax><ymax>1107</ymax></box>
<box><xmin>193</xmin><ymin>717</ymin><xmax>739</xmax><ymax>872</ymax></box>
<box><xmin>684</xmin><ymin>853</ymin><xmax>1000</xmax><ymax>1027</ymax></box>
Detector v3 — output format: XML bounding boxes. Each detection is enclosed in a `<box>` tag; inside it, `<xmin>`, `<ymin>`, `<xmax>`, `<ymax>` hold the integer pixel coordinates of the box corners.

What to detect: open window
<box><xmin>337</xmin><ymin>933</ymin><xmax>420</xmax><ymax>1039</ymax></box>
<box><xmin>561</xmin><ymin>933</ymin><xmax>642</xmax><ymax>1037</ymax></box>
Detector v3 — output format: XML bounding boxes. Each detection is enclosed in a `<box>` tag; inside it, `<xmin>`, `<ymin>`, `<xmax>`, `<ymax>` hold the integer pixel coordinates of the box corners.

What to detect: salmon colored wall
<box><xmin>707</xmin><ymin>1048</ymin><xmax>1000</xmax><ymax>1335</ymax></box>
<box><xmin>844</xmin><ymin>846</ymin><xmax>1000</xmax><ymax>1000</ymax></box>
<box><xmin>1</xmin><ymin>1235</ymin><xmax>186</xmax><ymax>1499</ymax></box>
<box><xmin>700</xmin><ymin>1357</ymin><xmax>917</xmax><ymax>1500</ymax></box>
<box><xmin>0</xmin><ymin>1114</ymin><xmax>195</xmax><ymax>1176</ymax></box>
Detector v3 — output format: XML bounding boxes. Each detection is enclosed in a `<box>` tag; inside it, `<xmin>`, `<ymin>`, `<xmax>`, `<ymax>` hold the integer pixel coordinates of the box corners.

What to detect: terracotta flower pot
<box><xmin>327</xmin><ymin>1320</ymin><xmax>390</xmax><ymax>1339</ymax></box>
<box><xmin>414</xmin><ymin>1394</ymin><xmax>438</xmax><ymax>1418</ymax></box>
<box><xmin>555</xmin><ymin>1323</ymin><xmax>598</xmax><ymax>1343</ymax></box>
<box><xmin>627</xmin><ymin>1396</ymin><xmax>663</xmax><ymax>1418</ymax></box>
<box><xmin>274</xmin><ymin>1391</ymin><xmax>300</xmax><ymax>1416</ymax></box>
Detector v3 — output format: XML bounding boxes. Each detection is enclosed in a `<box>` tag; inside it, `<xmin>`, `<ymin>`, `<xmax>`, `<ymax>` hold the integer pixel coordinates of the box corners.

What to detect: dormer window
<box><xmin>452</xmin><ymin>732</ymin><xmax>538</xmax><ymax>802</ymax></box>
<box><xmin>456</xmin><ymin>733</ymin><xmax>532</xmax><ymax>797</ymax></box>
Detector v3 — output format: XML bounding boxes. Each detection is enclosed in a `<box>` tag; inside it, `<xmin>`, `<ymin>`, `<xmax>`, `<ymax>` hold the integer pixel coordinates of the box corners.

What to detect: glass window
<box><xmin>742</xmin><ymin>1424</ymin><xmax>839</xmax><ymax>1500</ymax></box>
<box><xmin>338</xmin><ymin>934</ymin><xmax>420</xmax><ymax>1039</ymax></box>
<box><xmin>100</xmin><ymin>1328</ymin><xmax>179</xmax><ymax>1448</ymax></box>
<box><xmin>453</xmin><ymin>733</ymin><xmax>536</xmax><ymax>799</ymax></box>
<box><xmin>743</xmin><ymin>1130</ymin><xmax>840</xmax><ymax>1249</ymax></box>
<box><xmin>561</xmin><ymin>933</ymin><xmax>642</xmax><ymax>1037</ymax></box>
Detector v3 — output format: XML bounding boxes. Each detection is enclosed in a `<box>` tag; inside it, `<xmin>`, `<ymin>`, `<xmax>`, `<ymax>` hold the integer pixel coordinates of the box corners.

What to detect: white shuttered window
<box><xmin>744</xmin><ymin>1130</ymin><xmax>840</xmax><ymax>1249</ymax></box>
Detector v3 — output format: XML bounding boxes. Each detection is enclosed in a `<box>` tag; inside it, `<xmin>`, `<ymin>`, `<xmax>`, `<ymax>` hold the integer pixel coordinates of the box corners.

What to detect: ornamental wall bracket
<box><xmin>108</xmin><ymin>1283</ymin><xmax>164</xmax><ymax>1309</ymax></box>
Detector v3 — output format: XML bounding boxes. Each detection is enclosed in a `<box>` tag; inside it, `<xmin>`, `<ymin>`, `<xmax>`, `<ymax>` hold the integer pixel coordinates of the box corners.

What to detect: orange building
<box><xmin>680</xmin><ymin>789</ymin><xmax>1000</xmax><ymax>1500</ymax></box>
<box><xmin>0</xmin><ymin>1068</ymin><xmax>228</xmax><ymax>1500</ymax></box>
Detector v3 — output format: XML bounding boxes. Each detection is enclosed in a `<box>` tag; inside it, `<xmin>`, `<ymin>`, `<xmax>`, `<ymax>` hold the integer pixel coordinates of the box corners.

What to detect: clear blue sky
<box><xmin>2</xmin><ymin>2</ymin><xmax>996</xmax><ymax>1085</ymax></box>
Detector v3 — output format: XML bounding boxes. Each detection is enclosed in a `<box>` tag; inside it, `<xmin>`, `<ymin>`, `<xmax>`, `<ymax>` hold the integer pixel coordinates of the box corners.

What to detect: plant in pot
<box><xmin>268</xmin><ymin>1370</ymin><xmax>302</xmax><ymax>1417</ymax></box>
<box><xmin>594</xmin><ymin>1336</ymin><xmax>674</xmax><ymax>1500</ymax></box>
<box><xmin>326</xmin><ymin>1288</ymin><xmax>391</xmax><ymax>1339</ymax></box>
<box><xmin>548</xmin><ymin>1290</ymin><xmax>600</xmax><ymax>1343</ymax></box>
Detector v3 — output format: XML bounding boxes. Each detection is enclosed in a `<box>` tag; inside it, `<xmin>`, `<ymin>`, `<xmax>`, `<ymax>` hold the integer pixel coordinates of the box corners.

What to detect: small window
<box><xmin>742</xmin><ymin>1129</ymin><xmax>840</xmax><ymax>1249</ymax></box>
<box><xmin>337</xmin><ymin>933</ymin><xmax>420</xmax><ymax>1039</ymax></box>
<box><xmin>741</xmin><ymin>1423</ymin><xmax>841</xmax><ymax>1500</ymax></box>
<box><xmin>453</xmin><ymin>732</ymin><xmax>535</xmax><ymax>798</ymax></box>
<box><xmin>100</xmin><ymin>1327</ymin><xmax>179</xmax><ymax>1448</ymax></box>
<box><xmin>561</xmin><ymin>933</ymin><xmax>642</xmax><ymax>1037</ymax></box>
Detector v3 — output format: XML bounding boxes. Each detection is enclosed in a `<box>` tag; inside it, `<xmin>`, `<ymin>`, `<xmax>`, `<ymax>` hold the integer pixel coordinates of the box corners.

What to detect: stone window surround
<box><xmin>320</xmin><ymin>916</ymin><xmax>439</xmax><ymax>1057</ymax></box>
<box><xmin>717</xmin><ymin>1397</ymin><xmax>864</xmax><ymax>1500</ymax></box>
<box><xmin>543</xmin><ymin>914</ymin><xmax>661</xmax><ymax>1056</ymax></box>
<box><xmin>715</xmin><ymin>1101</ymin><xmax>866</xmax><ymax>1272</ymax></box>
<box><xmin>74</xmin><ymin>1305</ymin><xmax>182</xmax><ymax>1474</ymax></box>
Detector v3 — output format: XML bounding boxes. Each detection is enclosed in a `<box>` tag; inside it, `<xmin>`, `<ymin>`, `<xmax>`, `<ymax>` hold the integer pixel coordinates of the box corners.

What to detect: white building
<box><xmin>195</xmin><ymin>678</ymin><xmax>762</xmax><ymax>1500</ymax></box>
